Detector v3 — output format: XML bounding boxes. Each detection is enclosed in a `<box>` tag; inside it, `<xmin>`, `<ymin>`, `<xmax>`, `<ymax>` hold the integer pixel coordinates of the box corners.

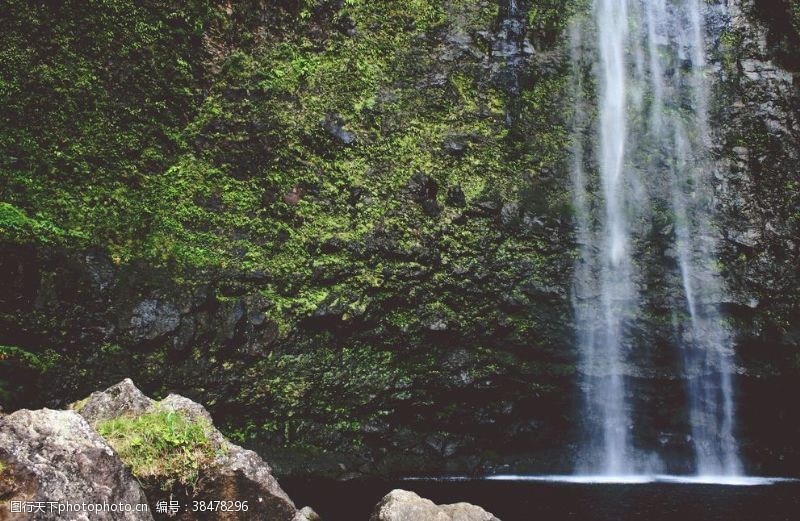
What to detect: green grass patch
<box><xmin>96</xmin><ymin>409</ymin><xmax>220</xmax><ymax>490</ymax></box>
<box><xmin>69</xmin><ymin>397</ymin><xmax>89</xmax><ymax>413</ymax></box>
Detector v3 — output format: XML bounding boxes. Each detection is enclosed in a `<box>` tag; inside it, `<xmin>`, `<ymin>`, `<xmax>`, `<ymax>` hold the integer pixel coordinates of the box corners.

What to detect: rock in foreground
<box><xmin>76</xmin><ymin>379</ymin><xmax>299</xmax><ymax>521</ymax></box>
<box><xmin>370</xmin><ymin>489</ymin><xmax>500</xmax><ymax>521</ymax></box>
<box><xmin>0</xmin><ymin>408</ymin><xmax>152</xmax><ymax>520</ymax></box>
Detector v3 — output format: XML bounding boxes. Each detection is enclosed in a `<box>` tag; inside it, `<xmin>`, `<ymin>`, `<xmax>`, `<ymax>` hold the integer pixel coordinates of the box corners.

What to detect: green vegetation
<box><xmin>0</xmin><ymin>345</ymin><xmax>58</xmax><ymax>372</ymax></box>
<box><xmin>0</xmin><ymin>0</ymin><xmax>798</xmax><ymax>475</ymax></box>
<box><xmin>0</xmin><ymin>202</ymin><xmax>86</xmax><ymax>245</ymax></box>
<box><xmin>0</xmin><ymin>0</ymin><xmax>585</xmax><ymax>467</ymax></box>
<box><xmin>752</xmin><ymin>0</ymin><xmax>800</xmax><ymax>69</ymax></box>
<box><xmin>0</xmin><ymin>345</ymin><xmax>60</xmax><ymax>405</ymax></box>
<box><xmin>96</xmin><ymin>410</ymin><xmax>219</xmax><ymax>490</ymax></box>
<box><xmin>69</xmin><ymin>397</ymin><xmax>89</xmax><ymax>413</ymax></box>
<box><xmin>0</xmin><ymin>0</ymin><xmax>576</xmax><ymax>317</ymax></box>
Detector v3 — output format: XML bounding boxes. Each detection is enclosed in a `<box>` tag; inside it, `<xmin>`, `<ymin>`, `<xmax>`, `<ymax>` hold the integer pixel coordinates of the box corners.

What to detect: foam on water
<box><xmin>483</xmin><ymin>475</ymin><xmax>796</xmax><ymax>486</ymax></box>
<box><xmin>403</xmin><ymin>475</ymin><xmax>798</xmax><ymax>486</ymax></box>
<box><xmin>653</xmin><ymin>475</ymin><xmax>796</xmax><ymax>486</ymax></box>
<box><xmin>486</xmin><ymin>475</ymin><xmax>656</xmax><ymax>484</ymax></box>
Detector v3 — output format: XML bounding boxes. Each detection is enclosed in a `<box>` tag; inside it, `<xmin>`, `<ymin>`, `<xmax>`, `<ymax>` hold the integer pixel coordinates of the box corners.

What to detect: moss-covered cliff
<box><xmin>1</xmin><ymin>0</ymin><xmax>581</xmax><ymax>475</ymax></box>
<box><xmin>0</xmin><ymin>0</ymin><xmax>798</xmax><ymax>476</ymax></box>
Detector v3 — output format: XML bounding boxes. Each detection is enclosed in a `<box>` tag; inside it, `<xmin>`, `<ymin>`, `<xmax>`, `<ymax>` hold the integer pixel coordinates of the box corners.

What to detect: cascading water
<box><xmin>571</xmin><ymin>0</ymin><xmax>742</xmax><ymax>476</ymax></box>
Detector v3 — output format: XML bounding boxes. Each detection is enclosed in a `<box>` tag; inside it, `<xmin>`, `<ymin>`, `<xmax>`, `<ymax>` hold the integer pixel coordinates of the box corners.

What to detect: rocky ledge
<box><xmin>0</xmin><ymin>379</ymin><xmax>499</xmax><ymax>521</ymax></box>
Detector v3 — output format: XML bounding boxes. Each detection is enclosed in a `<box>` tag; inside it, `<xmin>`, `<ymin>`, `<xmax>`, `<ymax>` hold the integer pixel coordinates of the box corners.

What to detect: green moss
<box><xmin>96</xmin><ymin>410</ymin><xmax>220</xmax><ymax>490</ymax></box>
<box><xmin>0</xmin><ymin>345</ymin><xmax>58</xmax><ymax>371</ymax></box>
<box><xmin>69</xmin><ymin>397</ymin><xmax>89</xmax><ymax>413</ymax></box>
<box><xmin>0</xmin><ymin>202</ymin><xmax>86</xmax><ymax>245</ymax></box>
<box><xmin>1</xmin><ymin>0</ymin><xmax>583</xmax><ymax>457</ymax></box>
<box><xmin>0</xmin><ymin>345</ymin><xmax>61</xmax><ymax>405</ymax></box>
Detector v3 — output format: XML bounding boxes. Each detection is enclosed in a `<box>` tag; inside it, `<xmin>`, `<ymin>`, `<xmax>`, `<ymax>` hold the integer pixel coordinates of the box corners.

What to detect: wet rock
<box><xmin>417</xmin><ymin>72</ymin><xmax>448</xmax><ymax>89</ymax></box>
<box><xmin>338</xmin><ymin>13</ymin><xmax>356</xmax><ymax>37</ymax></box>
<box><xmin>421</xmin><ymin>199</ymin><xmax>442</xmax><ymax>217</ymax></box>
<box><xmin>349</xmin><ymin>186</ymin><xmax>366</xmax><ymax>206</ymax></box>
<box><xmin>439</xmin><ymin>32</ymin><xmax>482</xmax><ymax>62</ymax></box>
<box><xmin>84</xmin><ymin>249</ymin><xmax>116</xmax><ymax>293</ymax></box>
<box><xmin>240</xmin><ymin>269</ymin><xmax>269</xmax><ymax>282</ymax></box>
<box><xmin>426</xmin><ymin>318</ymin><xmax>448</xmax><ymax>331</ymax></box>
<box><xmin>440</xmin><ymin>349</ymin><xmax>476</xmax><ymax>388</ymax></box>
<box><xmin>370</xmin><ymin>489</ymin><xmax>500</xmax><ymax>521</ymax></box>
<box><xmin>442</xmin><ymin>135</ymin><xmax>468</xmax><ymax>157</ymax></box>
<box><xmin>322</xmin><ymin>114</ymin><xmax>356</xmax><ymax>145</ymax></box>
<box><xmin>470</xmin><ymin>199</ymin><xmax>502</xmax><ymax>216</ymax></box>
<box><xmin>725</xmin><ymin>228</ymin><xmax>760</xmax><ymax>249</ymax></box>
<box><xmin>520</xmin><ymin>213</ymin><xmax>546</xmax><ymax>234</ymax></box>
<box><xmin>0</xmin><ymin>408</ymin><xmax>152</xmax><ymax>520</ymax></box>
<box><xmin>446</xmin><ymin>186</ymin><xmax>466</xmax><ymax>207</ymax></box>
<box><xmin>424</xmin><ymin>434</ymin><xmax>460</xmax><ymax>458</ymax></box>
<box><xmin>741</xmin><ymin>58</ymin><xmax>794</xmax><ymax>83</ymax></box>
<box><xmin>218</xmin><ymin>298</ymin><xmax>246</xmax><ymax>342</ymax></box>
<box><xmin>408</xmin><ymin>172</ymin><xmax>441</xmax><ymax>216</ymax></box>
<box><xmin>488</xmin><ymin>0</ymin><xmax>534</xmax><ymax>97</ymax></box>
<box><xmin>128</xmin><ymin>298</ymin><xmax>180</xmax><ymax>341</ymax></box>
<box><xmin>173</xmin><ymin>315</ymin><xmax>196</xmax><ymax>350</ymax></box>
<box><xmin>500</xmin><ymin>202</ymin><xmax>520</xmax><ymax>226</ymax></box>
<box><xmin>408</xmin><ymin>172</ymin><xmax>438</xmax><ymax>202</ymax></box>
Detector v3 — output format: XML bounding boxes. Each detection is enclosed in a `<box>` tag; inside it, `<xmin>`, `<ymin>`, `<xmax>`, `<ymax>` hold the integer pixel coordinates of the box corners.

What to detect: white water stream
<box><xmin>571</xmin><ymin>0</ymin><xmax>742</xmax><ymax>476</ymax></box>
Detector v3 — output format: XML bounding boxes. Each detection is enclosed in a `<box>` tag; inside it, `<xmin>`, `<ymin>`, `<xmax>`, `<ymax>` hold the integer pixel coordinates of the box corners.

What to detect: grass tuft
<box><xmin>96</xmin><ymin>409</ymin><xmax>220</xmax><ymax>490</ymax></box>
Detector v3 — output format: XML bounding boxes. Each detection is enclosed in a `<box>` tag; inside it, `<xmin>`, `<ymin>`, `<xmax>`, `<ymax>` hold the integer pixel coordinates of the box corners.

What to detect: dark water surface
<box><xmin>280</xmin><ymin>477</ymin><xmax>800</xmax><ymax>521</ymax></box>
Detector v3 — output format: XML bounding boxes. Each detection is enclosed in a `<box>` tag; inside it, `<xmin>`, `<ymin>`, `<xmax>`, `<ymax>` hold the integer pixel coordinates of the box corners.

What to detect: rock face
<box><xmin>713</xmin><ymin>0</ymin><xmax>800</xmax><ymax>473</ymax></box>
<box><xmin>370</xmin><ymin>490</ymin><xmax>499</xmax><ymax>521</ymax></box>
<box><xmin>1</xmin><ymin>0</ymin><xmax>798</xmax><ymax>480</ymax></box>
<box><xmin>0</xmin><ymin>408</ymin><xmax>152</xmax><ymax>521</ymax></box>
<box><xmin>77</xmin><ymin>379</ymin><xmax>299</xmax><ymax>521</ymax></box>
<box><xmin>0</xmin><ymin>0</ymin><xmax>577</xmax><ymax>480</ymax></box>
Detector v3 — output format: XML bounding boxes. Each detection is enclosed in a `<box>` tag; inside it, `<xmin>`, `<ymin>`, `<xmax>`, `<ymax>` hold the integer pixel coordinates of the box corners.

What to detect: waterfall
<box><xmin>571</xmin><ymin>0</ymin><xmax>742</xmax><ymax>476</ymax></box>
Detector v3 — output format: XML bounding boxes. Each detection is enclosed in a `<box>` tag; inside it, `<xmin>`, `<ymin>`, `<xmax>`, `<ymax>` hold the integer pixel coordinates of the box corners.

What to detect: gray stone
<box><xmin>295</xmin><ymin>506</ymin><xmax>322</xmax><ymax>521</ymax></box>
<box><xmin>370</xmin><ymin>489</ymin><xmax>500</xmax><ymax>521</ymax></box>
<box><xmin>442</xmin><ymin>136</ymin><xmax>468</xmax><ymax>156</ymax></box>
<box><xmin>0</xmin><ymin>409</ymin><xmax>152</xmax><ymax>521</ymax></box>
<box><xmin>76</xmin><ymin>378</ymin><xmax>154</xmax><ymax>424</ymax></box>
<box><xmin>128</xmin><ymin>298</ymin><xmax>180</xmax><ymax>341</ymax></box>
<box><xmin>500</xmin><ymin>202</ymin><xmax>519</xmax><ymax>226</ymax></box>
<box><xmin>84</xmin><ymin>250</ymin><xmax>116</xmax><ymax>292</ymax></box>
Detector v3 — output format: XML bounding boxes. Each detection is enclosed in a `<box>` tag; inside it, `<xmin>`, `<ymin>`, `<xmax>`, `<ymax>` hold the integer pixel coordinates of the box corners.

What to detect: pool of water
<box><xmin>280</xmin><ymin>476</ymin><xmax>800</xmax><ymax>521</ymax></box>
